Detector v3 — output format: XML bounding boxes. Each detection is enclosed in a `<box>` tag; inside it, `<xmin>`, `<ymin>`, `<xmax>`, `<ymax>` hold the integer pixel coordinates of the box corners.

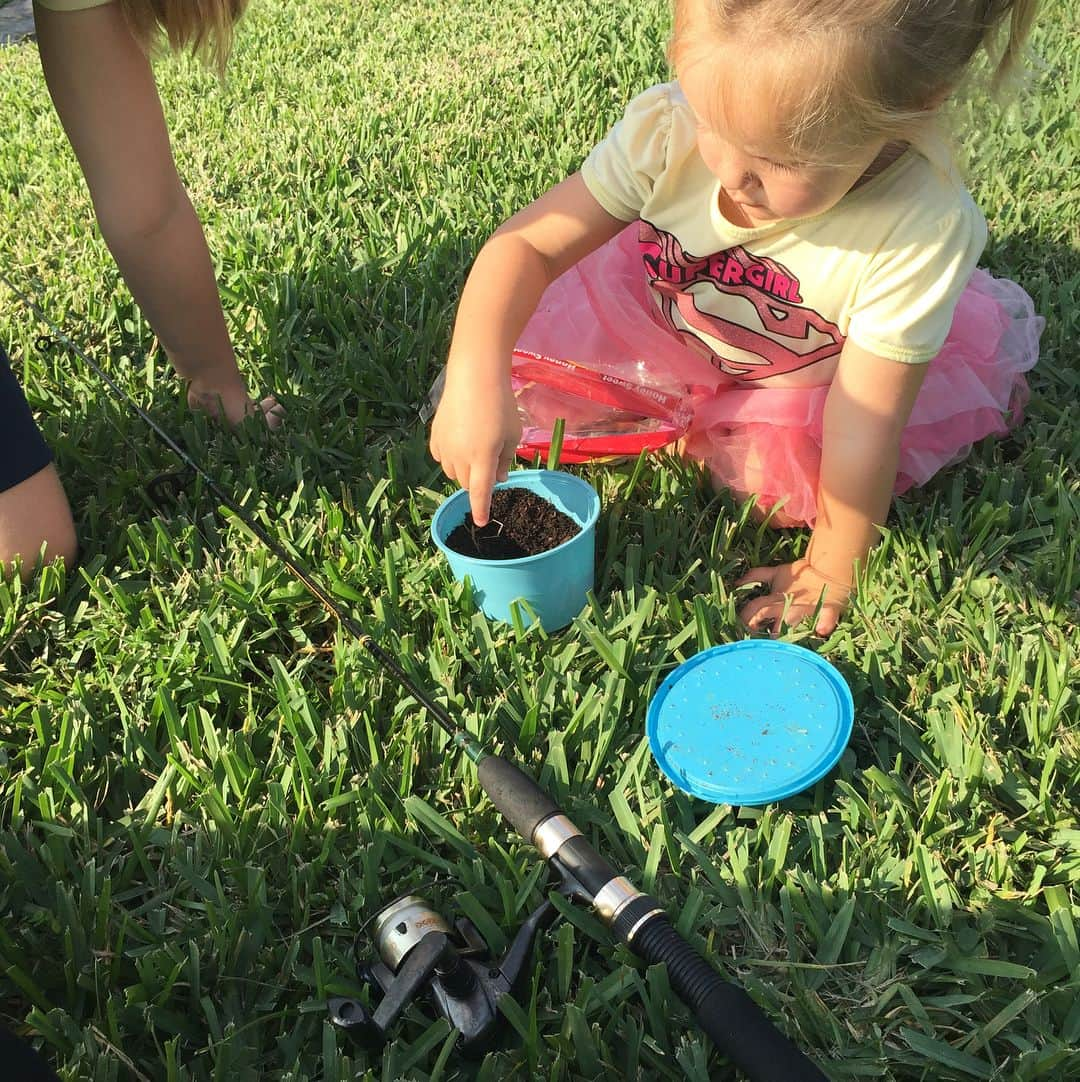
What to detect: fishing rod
<box><xmin>4</xmin><ymin>275</ymin><xmax>827</xmax><ymax>1081</ymax></box>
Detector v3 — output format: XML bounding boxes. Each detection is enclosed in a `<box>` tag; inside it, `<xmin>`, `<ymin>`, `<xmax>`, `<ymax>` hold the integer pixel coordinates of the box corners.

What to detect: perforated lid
<box><xmin>646</xmin><ymin>641</ymin><xmax>853</xmax><ymax>805</ymax></box>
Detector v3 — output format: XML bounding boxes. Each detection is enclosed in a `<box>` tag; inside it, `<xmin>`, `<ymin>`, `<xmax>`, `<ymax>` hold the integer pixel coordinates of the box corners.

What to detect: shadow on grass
<box><xmin>3</xmin><ymin>765</ymin><xmax>1078</xmax><ymax>1080</ymax></box>
<box><xmin>1</xmin><ymin>224</ymin><xmax>1077</xmax><ymax>1080</ymax></box>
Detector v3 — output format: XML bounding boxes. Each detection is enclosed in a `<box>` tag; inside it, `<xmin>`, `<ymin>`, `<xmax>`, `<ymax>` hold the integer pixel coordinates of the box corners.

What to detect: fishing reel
<box><xmin>328</xmin><ymin>893</ymin><xmax>556</xmax><ymax>1057</ymax></box>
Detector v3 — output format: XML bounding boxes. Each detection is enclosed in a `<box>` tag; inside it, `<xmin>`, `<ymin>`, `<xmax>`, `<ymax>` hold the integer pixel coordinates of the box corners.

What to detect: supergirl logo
<box><xmin>639</xmin><ymin>234</ymin><xmax>804</xmax><ymax>305</ymax></box>
<box><xmin>636</xmin><ymin>221</ymin><xmax>844</xmax><ymax>380</ymax></box>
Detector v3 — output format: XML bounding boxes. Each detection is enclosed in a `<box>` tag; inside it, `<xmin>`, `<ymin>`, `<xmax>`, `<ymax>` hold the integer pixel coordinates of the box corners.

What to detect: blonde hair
<box><xmin>119</xmin><ymin>0</ymin><xmax>248</xmax><ymax>72</ymax></box>
<box><xmin>671</xmin><ymin>0</ymin><xmax>1041</xmax><ymax>164</ymax></box>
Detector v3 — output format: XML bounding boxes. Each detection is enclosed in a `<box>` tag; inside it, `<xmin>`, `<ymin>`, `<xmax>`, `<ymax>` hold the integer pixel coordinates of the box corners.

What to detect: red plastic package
<box><xmin>423</xmin><ymin>350</ymin><xmax>693</xmax><ymax>464</ymax></box>
<box><xmin>510</xmin><ymin>350</ymin><xmax>693</xmax><ymax>463</ymax></box>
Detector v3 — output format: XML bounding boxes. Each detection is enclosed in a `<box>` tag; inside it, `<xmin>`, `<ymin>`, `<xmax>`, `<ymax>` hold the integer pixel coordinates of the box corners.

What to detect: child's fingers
<box><xmin>258</xmin><ymin>395</ymin><xmax>285</xmax><ymax>429</ymax></box>
<box><xmin>739</xmin><ymin>594</ymin><xmax>816</xmax><ymax>636</ymax></box>
<box><xmin>740</xmin><ymin>594</ymin><xmax>843</xmax><ymax>638</ymax></box>
<box><xmin>739</xmin><ymin>593</ymin><xmax>787</xmax><ymax>632</ymax></box>
<box><xmin>734</xmin><ymin>564</ymin><xmax>778</xmax><ymax>589</ymax></box>
<box><xmin>468</xmin><ymin>463</ymin><xmax>496</xmax><ymax>528</ymax></box>
<box><xmin>814</xmin><ymin>605</ymin><xmax>843</xmax><ymax>637</ymax></box>
<box><xmin>431</xmin><ymin>443</ymin><xmax>463</xmax><ymax>495</ymax></box>
<box><xmin>497</xmin><ymin>443</ymin><xmax>516</xmax><ymax>484</ymax></box>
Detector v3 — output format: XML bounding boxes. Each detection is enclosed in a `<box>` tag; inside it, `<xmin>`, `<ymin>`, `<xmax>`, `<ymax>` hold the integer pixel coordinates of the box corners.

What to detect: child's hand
<box><xmin>735</xmin><ymin>559</ymin><xmax>851</xmax><ymax>637</ymax></box>
<box><xmin>188</xmin><ymin>376</ymin><xmax>284</xmax><ymax>429</ymax></box>
<box><xmin>430</xmin><ymin>374</ymin><xmax>521</xmax><ymax>527</ymax></box>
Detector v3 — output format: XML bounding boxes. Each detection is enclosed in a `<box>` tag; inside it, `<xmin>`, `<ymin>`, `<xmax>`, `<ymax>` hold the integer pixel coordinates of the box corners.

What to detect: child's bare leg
<box><xmin>0</xmin><ymin>464</ymin><xmax>77</xmax><ymax>580</ymax></box>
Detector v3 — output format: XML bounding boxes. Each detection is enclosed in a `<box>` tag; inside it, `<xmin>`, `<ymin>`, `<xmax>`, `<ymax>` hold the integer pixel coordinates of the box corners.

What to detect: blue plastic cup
<box><xmin>431</xmin><ymin>469</ymin><xmax>600</xmax><ymax>631</ymax></box>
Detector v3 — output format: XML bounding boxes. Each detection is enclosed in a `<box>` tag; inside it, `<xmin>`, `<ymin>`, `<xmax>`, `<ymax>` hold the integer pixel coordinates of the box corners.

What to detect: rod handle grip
<box><xmin>627</xmin><ymin>912</ymin><xmax>827</xmax><ymax>1082</ymax></box>
<box><xmin>476</xmin><ymin>755</ymin><xmax>560</xmax><ymax>841</ymax></box>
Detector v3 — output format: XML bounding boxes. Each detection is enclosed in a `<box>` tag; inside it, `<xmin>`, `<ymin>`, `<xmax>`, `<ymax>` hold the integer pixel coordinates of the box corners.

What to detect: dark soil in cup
<box><xmin>445</xmin><ymin>488</ymin><xmax>579</xmax><ymax>560</ymax></box>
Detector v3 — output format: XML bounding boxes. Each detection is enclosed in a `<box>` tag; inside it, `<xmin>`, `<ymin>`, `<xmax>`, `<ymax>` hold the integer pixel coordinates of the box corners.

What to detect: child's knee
<box><xmin>45</xmin><ymin>510</ymin><xmax>79</xmax><ymax>572</ymax></box>
<box><xmin>0</xmin><ymin>464</ymin><xmax>77</xmax><ymax>579</ymax></box>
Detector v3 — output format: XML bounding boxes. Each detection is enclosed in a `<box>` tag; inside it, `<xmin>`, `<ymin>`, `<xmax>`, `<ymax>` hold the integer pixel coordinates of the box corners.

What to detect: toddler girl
<box><xmin>0</xmin><ymin>0</ymin><xmax>278</xmax><ymax>576</ymax></box>
<box><xmin>430</xmin><ymin>0</ymin><xmax>1043</xmax><ymax>635</ymax></box>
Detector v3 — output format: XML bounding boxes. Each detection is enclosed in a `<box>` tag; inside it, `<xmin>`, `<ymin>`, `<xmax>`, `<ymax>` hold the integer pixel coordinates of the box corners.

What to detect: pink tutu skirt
<box><xmin>518</xmin><ymin>225</ymin><xmax>1043</xmax><ymax>527</ymax></box>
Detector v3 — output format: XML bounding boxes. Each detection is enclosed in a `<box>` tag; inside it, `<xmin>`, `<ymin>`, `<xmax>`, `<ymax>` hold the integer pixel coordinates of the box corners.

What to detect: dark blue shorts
<box><xmin>0</xmin><ymin>342</ymin><xmax>53</xmax><ymax>494</ymax></box>
<box><xmin>0</xmin><ymin>1025</ymin><xmax>61</xmax><ymax>1081</ymax></box>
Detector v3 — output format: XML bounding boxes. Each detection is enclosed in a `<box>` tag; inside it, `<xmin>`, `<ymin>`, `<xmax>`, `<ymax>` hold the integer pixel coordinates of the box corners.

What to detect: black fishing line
<box><xmin>2</xmin><ymin>272</ymin><xmax>463</xmax><ymax>742</ymax></box>
<box><xmin>1</xmin><ymin>272</ymin><xmax>826</xmax><ymax>1081</ymax></box>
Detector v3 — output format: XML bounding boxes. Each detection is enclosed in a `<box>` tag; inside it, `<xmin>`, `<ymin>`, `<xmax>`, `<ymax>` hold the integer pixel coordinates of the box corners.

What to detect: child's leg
<box><xmin>0</xmin><ymin>344</ymin><xmax>76</xmax><ymax>578</ymax></box>
<box><xmin>0</xmin><ymin>464</ymin><xmax>77</xmax><ymax>577</ymax></box>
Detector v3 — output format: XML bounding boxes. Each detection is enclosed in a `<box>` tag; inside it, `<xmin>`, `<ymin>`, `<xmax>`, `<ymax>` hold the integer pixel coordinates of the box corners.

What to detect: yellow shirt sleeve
<box><xmin>34</xmin><ymin>0</ymin><xmax>115</xmax><ymax>9</ymax></box>
<box><xmin>846</xmin><ymin>197</ymin><xmax>987</xmax><ymax>364</ymax></box>
<box><xmin>581</xmin><ymin>83</ymin><xmax>677</xmax><ymax>222</ymax></box>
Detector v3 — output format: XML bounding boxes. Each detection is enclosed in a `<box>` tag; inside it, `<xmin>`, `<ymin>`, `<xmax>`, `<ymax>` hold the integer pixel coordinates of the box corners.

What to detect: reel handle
<box><xmin>329</xmin><ymin>932</ymin><xmax>450</xmax><ymax>1049</ymax></box>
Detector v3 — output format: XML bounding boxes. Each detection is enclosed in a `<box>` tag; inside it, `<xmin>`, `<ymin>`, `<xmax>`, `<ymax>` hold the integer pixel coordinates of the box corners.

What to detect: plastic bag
<box><xmin>423</xmin><ymin>349</ymin><xmax>693</xmax><ymax>464</ymax></box>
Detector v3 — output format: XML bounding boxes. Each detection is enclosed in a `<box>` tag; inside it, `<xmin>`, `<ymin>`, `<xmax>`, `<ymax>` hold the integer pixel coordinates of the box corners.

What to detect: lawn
<box><xmin>1</xmin><ymin>1</ymin><xmax>1078</xmax><ymax>1079</ymax></box>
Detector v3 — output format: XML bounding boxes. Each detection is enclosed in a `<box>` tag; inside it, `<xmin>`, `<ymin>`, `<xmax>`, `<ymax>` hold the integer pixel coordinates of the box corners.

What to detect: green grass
<box><xmin>1</xmin><ymin>1</ymin><xmax>1078</xmax><ymax>1078</ymax></box>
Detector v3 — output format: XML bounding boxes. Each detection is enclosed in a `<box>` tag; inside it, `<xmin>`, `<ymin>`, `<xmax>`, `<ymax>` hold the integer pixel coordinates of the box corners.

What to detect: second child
<box><xmin>430</xmin><ymin>0</ymin><xmax>1043</xmax><ymax>635</ymax></box>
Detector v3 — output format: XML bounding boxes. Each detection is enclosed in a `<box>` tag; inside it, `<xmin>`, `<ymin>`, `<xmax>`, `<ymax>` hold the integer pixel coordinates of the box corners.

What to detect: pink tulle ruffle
<box><xmin>517</xmin><ymin>224</ymin><xmax>1043</xmax><ymax>527</ymax></box>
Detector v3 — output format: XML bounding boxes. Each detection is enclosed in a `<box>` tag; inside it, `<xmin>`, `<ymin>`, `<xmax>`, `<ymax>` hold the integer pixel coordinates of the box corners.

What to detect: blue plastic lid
<box><xmin>646</xmin><ymin>641</ymin><xmax>853</xmax><ymax>805</ymax></box>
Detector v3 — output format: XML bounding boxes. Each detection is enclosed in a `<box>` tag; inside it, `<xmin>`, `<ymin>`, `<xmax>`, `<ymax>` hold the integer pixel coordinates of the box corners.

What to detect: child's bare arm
<box><xmin>738</xmin><ymin>341</ymin><xmax>928</xmax><ymax>635</ymax></box>
<box><xmin>431</xmin><ymin>173</ymin><xmax>626</xmax><ymax>524</ymax></box>
<box><xmin>34</xmin><ymin>3</ymin><xmax>278</xmax><ymax>426</ymax></box>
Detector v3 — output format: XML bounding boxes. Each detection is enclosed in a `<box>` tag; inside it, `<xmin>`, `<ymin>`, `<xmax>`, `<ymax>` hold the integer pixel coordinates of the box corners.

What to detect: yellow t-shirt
<box><xmin>581</xmin><ymin>82</ymin><xmax>986</xmax><ymax>375</ymax></box>
<box><xmin>35</xmin><ymin>0</ymin><xmax>115</xmax><ymax>9</ymax></box>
